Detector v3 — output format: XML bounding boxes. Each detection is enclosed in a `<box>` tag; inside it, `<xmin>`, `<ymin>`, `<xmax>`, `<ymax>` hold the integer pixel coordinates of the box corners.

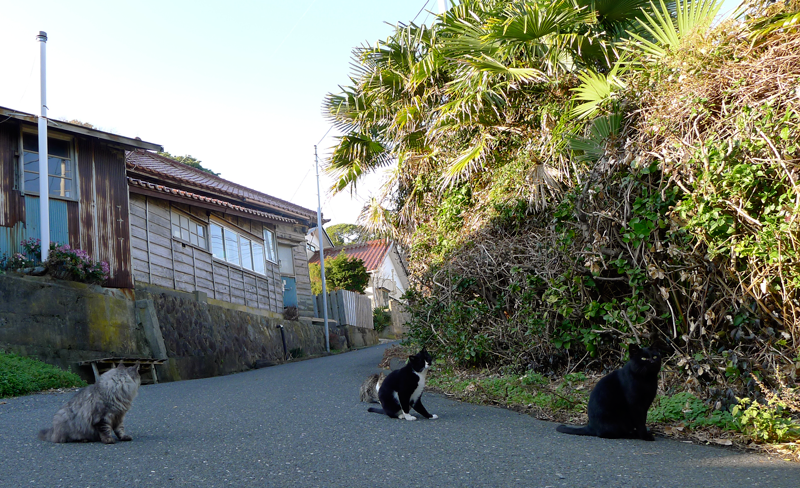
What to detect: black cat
<box><xmin>556</xmin><ymin>344</ymin><xmax>661</xmax><ymax>441</ymax></box>
<box><xmin>368</xmin><ymin>348</ymin><xmax>438</xmax><ymax>420</ymax></box>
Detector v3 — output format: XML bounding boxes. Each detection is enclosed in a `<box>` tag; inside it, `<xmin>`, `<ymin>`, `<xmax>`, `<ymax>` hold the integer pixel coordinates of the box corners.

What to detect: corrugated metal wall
<box><xmin>0</xmin><ymin>121</ymin><xmax>23</xmax><ymax>229</ymax></box>
<box><xmin>93</xmin><ymin>143</ymin><xmax>132</xmax><ymax>288</ymax></box>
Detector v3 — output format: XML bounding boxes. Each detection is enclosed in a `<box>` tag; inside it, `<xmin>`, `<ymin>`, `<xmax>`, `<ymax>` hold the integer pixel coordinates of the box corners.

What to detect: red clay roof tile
<box><xmin>308</xmin><ymin>239</ymin><xmax>392</xmax><ymax>272</ymax></box>
<box><xmin>127</xmin><ymin>177</ymin><xmax>298</xmax><ymax>224</ymax></box>
<box><xmin>125</xmin><ymin>150</ymin><xmax>317</xmax><ymax>219</ymax></box>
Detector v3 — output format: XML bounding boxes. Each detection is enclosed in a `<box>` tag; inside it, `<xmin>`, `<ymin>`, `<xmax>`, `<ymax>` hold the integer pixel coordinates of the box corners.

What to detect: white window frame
<box><xmin>209</xmin><ymin>220</ymin><xmax>268</xmax><ymax>276</ymax></box>
<box><xmin>170</xmin><ymin>208</ymin><xmax>208</xmax><ymax>250</ymax></box>
<box><xmin>263</xmin><ymin>228</ymin><xmax>278</xmax><ymax>263</ymax></box>
<box><xmin>20</xmin><ymin>130</ymin><xmax>77</xmax><ymax>201</ymax></box>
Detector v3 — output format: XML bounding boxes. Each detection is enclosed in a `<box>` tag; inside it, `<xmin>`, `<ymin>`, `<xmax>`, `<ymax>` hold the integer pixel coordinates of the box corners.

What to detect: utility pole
<box><xmin>314</xmin><ymin>145</ymin><xmax>330</xmax><ymax>353</ymax></box>
<box><xmin>438</xmin><ymin>0</ymin><xmax>450</xmax><ymax>14</ymax></box>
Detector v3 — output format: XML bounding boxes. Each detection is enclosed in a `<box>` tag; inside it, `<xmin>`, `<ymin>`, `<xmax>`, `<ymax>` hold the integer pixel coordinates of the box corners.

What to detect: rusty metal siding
<box><xmin>67</xmin><ymin>201</ymin><xmax>80</xmax><ymax>250</ymax></box>
<box><xmin>93</xmin><ymin>143</ymin><xmax>132</xmax><ymax>288</ymax></box>
<box><xmin>76</xmin><ymin>138</ymin><xmax>95</xmax><ymax>256</ymax></box>
<box><xmin>0</xmin><ymin>121</ymin><xmax>23</xmax><ymax>229</ymax></box>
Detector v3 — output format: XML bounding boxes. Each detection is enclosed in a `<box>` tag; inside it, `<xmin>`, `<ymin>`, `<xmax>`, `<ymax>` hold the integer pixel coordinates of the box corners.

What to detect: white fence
<box><xmin>313</xmin><ymin>290</ymin><xmax>374</xmax><ymax>329</ymax></box>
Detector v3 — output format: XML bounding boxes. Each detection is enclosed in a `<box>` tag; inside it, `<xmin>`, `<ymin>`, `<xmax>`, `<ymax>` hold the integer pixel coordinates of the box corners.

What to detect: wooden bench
<box><xmin>78</xmin><ymin>357</ymin><xmax>167</xmax><ymax>385</ymax></box>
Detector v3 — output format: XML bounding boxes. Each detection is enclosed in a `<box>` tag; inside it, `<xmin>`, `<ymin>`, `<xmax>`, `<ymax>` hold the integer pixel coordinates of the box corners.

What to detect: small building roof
<box><xmin>128</xmin><ymin>177</ymin><xmax>298</xmax><ymax>224</ymax></box>
<box><xmin>0</xmin><ymin>106</ymin><xmax>162</xmax><ymax>152</ymax></box>
<box><xmin>126</xmin><ymin>150</ymin><xmax>318</xmax><ymax>222</ymax></box>
<box><xmin>308</xmin><ymin>239</ymin><xmax>392</xmax><ymax>272</ymax></box>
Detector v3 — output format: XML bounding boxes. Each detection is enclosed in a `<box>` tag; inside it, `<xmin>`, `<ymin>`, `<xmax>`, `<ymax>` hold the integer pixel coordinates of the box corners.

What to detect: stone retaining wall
<box><xmin>0</xmin><ymin>274</ymin><xmax>378</xmax><ymax>383</ymax></box>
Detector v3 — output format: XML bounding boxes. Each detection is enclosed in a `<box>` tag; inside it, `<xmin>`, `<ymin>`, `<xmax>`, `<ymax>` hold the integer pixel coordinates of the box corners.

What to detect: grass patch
<box><xmin>427</xmin><ymin>360</ymin><xmax>589</xmax><ymax>419</ymax></box>
<box><xmin>0</xmin><ymin>351</ymin><xmax>86</xmax><ymax>398</ymax></box>
<box><xmin>426</xmin><ymin>360</ymin><xmax>800</xmax><ymax>461</ymax></box>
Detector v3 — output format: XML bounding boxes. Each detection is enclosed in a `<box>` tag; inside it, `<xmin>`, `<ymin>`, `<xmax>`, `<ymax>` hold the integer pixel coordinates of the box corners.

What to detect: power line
<box><xmin>412</xmin><ymin>0</ymin><xmax>434</xmax><ymax>23</ymax></box>
<box><xmin>271</xmin><ymin>0</ymin><xmax>320</xmax><ymax>57</ymax></box>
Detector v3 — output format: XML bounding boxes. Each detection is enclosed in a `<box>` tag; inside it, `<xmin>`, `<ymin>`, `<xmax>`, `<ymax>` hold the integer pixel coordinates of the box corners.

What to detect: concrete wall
<box><xmin>0</xmin><ymin>274</ymin><xmax>149</xmax><ymax>376</ymax></box>
<box><xmin>0</xmin><ymin>273</ymin><xmax>378</xmax><ymax>383</ymax></box>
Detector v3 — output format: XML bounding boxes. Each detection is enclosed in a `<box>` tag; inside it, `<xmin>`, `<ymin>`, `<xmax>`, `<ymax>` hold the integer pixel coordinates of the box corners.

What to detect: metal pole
<box><xmin>438</xmin><ymin>0</ymin><xmax>449</xmax><ymax>14</ymax></box>
<box><xmin>314</xmin><ymin>145</ymin><xmax>330</xmax><ymax>353</ymax></box>
<box><xmin>37</xmin><ymin>31</ymin><xmax>50</xmax><ymax>262</ymax></box>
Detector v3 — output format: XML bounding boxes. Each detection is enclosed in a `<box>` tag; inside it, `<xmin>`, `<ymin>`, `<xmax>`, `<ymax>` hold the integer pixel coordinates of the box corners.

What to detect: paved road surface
<box><xmin>1</xmin><ymin>343</ymin><xmax>798</xmax><ymax>487</ymax></box>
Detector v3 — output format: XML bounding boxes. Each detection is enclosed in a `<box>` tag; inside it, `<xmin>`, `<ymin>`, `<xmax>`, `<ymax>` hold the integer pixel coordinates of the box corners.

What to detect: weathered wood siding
<box><xmin>128</xmin><ymin>193</ymin><xmax>309</xmax><ymax>314</ymax></box>
<box><xmin>276</xmin><ymin>224</ymin><xmax>315</xmax><ymax>318</ymax></box>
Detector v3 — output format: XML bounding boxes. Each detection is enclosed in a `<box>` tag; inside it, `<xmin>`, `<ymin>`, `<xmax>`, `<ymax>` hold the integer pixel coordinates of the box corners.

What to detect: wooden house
<box><xmin>0</xmin><ymin>106</ymin><xmax>161</xmax><ymax>288</ymax></box>
<box><xmin>126</xmin><ymin>151</ymin><xmax>319</xmax><ymax>317</ymax></box>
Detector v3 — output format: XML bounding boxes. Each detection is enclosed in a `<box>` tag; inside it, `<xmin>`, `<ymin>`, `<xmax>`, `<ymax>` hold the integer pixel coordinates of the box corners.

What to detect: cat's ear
<box><xmin>628</xmin><ymin>344</ymin><xmax>641</xmax><ymax>355</ymax></box>
<box><xmin>117</xmin><ymin>361</ymin><xmax>126</xmax><ymax>369</ymax></box>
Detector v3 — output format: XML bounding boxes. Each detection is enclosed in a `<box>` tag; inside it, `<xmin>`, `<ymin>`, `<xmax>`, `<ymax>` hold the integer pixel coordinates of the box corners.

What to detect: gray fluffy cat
<box><xmin>39</xmin><ymin>362</ymin><xmax>141</xmax><ymax>444</ymax></box>
<box><xmin>359</xmin><ymin>373</ymin><xmax>385</xmax><ymax>403</ymax></box>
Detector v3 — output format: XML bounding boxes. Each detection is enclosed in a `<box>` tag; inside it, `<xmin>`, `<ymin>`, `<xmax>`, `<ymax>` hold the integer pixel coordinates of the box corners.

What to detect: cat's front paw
<box><xmin>430</xmin><ymin>414</ymin><xmax>439</xmax><ymax>419</ymax></box>
<box><xmin>118</xmin><ymin>434</ymin><xmax>133</xmax><ymax>442</ymax></box>
<box><xmin>100</xmin><ymin>436</ymin><xmax>116</xmax><ymax>444</ymax></box>
<box><xmin>642</xmin><ymin>433</ymin><xmax>655</xmax><ymax>441</ymax></box>
<box><xmin>402</xmin><ymin>413</ymin><xmax>417</xmax><ymax>421</ymax></box>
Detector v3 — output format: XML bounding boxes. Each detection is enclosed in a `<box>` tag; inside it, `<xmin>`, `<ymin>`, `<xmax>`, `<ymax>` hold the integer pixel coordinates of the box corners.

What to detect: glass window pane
<box><xmin>252</xmin><ymin>243</ymin><xmax>265</xmax><ymax>274</ymax></box>
<box><xmin>190</xmin><ymin>233</ymin><xmax>198</xmax><ymax>246</ymax></box>
<box><xmin>240</xmin><ymin>237</ymin><xmax>253</xmax><ymax>270</ymax></box>
<box><xmin>23</xmin><ymin>133</ymin><xmax>38</xmax><ymax>151</ymax></box>
<box><xmin>171</xmin><ymin>212</ymin><xmax>181</xmax><ymax>238</ymax></box>
<box><xmin>23</xmin><ymin>151</ymin><xmax>39</xmax><ymax>171</ymax></box>
<box><xmin>197</xmin><ymin>226</ymin><xmax>205</xmax><ymax>238</ymax></box>
<box><xmin>278</xmin><ymin>244</ymin><xmax>294</xmax><ymax>275</ymax></box>
<box><xmin>48</xmin><ymin>157</ymin><xmax>71</xmax><ymax>178</ymax></box>
<box><xmin>24</xmin><ymin>172</ymin><xmax>39</xmax><ymax>193</ymax></box>
<box><xmin>180</xmin><ymin>215</ymin><xmax>189</xmax><ymax>230</ymax></box>
<box><xmin>48</xmin><ymin>138</ymin><xmax>70</xmax><ymax>158</ymax></box>
<box><xmin>224</xmin><ymin>228</ymin><xmax>239</xmax><ymax>265</ymax></box>
<box><xmin>263</xmin><ymin>229</ymin><xmax>277</xmax><ymax>263</ymax></box>
<box><xmin>48</xmin><ymin>177</ymin><xmax>71</xmax><ymax>198</ymax></box>
<box><xmin>210</xmin><ymin>224</ymin><xmax>225</xmax><ymax>260</ymax></box>
<box><xmin>180</xmin><ymin>227</ymin><xmax>189</xmax><ymax>241</ymax></box>
<box><xmin>198</xmin><ymin>235</ymin><xmax>206</xmax><ymax>250</ymax></box>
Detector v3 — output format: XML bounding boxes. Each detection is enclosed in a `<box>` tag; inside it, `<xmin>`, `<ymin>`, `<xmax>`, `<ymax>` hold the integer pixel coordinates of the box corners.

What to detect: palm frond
<box><xmin>570</xmin><ymin>60</ymin><xmax>627</xmax><ymax>119</ymax></box>
<box><xmin>627</xmin><ymin>0</ymin><xmax>723</xmax><ymax>57</ymax></box>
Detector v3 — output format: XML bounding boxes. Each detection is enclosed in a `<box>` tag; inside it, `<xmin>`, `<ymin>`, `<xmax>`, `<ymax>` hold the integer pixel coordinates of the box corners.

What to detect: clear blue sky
<box><xmin>0</xmin><ymin>0</ymin><xmax>443</xmax><ymax>225</ymax></box>
<box><xmin>0</xmin><ymin>0</ymin><xmax>741</xmax><ymax>226</ymax></box>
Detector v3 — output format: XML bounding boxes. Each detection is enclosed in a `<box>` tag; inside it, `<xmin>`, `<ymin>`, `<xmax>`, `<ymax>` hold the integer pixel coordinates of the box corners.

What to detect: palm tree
<box><xmin>322</xmin><ymin>0</ymin><xmax>725</xmax><ymax>239</ymax></box>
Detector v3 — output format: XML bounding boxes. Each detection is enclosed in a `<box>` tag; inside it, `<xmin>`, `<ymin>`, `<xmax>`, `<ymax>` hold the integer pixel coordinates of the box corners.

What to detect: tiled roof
<box><xmin>125</xmin><ymin>150</ymin><xmax>317</xmax><ymax>220</ymax></box>
<box><xmin>308</xmin><ymin>239</ymin><xmax>392</xmax><ymax>272</ymax></box>
<box><xmin>127</xmin><ymin>177</ymin><xmax>298</xmax><ymax>224</ymax></box>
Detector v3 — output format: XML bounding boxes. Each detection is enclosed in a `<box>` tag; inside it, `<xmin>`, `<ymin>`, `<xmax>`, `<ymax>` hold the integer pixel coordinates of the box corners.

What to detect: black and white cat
<box><xmin>556</xmin><ymin>344</ymin><xmax>661</xmax><ymax>441</ymax></box>
<box><xmin>368</xmin><ymin>348</ymin><xmax>438</xmax><ymax>421</ymax></box>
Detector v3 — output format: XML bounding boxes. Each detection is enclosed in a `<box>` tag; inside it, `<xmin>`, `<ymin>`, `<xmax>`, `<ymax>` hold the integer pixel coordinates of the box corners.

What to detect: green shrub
<box><xmin>373</xmin><ymin>307</ymin><xmax>392</xmax><ymax>333</ymax></box>
<box><xmin>0</xmin><ymin>351</ymin><xmax>86</xmax><ymax>398</ymax></box>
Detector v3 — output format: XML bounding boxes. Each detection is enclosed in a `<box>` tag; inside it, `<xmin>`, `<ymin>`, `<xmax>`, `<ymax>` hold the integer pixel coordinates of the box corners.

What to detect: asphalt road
<box><xmin>1</xmin><ymin>342</ymin><xmax>798</xmax><ymax>488</ymax></box>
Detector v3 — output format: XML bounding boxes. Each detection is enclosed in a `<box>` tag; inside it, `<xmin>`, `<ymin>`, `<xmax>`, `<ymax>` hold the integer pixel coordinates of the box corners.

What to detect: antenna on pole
<box><xmin>37</xmin><ymin>31</ymin><xmax>50</xmax><ymax>262</ymax></box>
<box><xmin>314</xmin><ymin>145</ymin><xmax>330</xmax><ymax>353</ymax></box>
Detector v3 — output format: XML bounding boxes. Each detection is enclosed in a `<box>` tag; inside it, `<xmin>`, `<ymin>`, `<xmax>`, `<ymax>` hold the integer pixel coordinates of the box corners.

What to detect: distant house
<box><xmin>305</xmin><ymin>225</ymin><xmax>334</xmax><ymax>260</ymax></box>
<box><xmin>126</xmin><ymin>150</ymin><xmax>319</xmax><ymax>318</ymax></box>
<box><xmin>308</xmin><ymin>239</ymin><xmax>409</xmax><ymax>308</ymax></box>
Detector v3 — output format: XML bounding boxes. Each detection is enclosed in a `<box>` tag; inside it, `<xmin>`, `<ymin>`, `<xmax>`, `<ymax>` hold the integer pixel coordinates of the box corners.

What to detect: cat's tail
<box><xmin>38</xmin><ymin>428</ymin><xmax>53</xmax><ymax>442</ymax></box>
<box><xmin>555</xmin><ymin>424</ymin><xmax>595</xmax><ymax>436</ymax></box>
<box><xmin>367</xmin><ymin>407</ymin><xmax>385</xmax><ymax>415</ymax></box>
